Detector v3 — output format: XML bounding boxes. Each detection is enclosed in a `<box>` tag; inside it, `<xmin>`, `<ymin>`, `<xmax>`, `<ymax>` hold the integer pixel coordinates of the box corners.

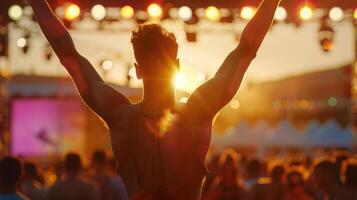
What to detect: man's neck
<box><xmin>141</xmin><ymin>81</ymin><xmax>176</xmax><ymax>115</ymax></box>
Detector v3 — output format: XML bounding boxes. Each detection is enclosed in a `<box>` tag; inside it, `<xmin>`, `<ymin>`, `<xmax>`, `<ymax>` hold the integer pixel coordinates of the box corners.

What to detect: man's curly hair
<box><xmin>131</xmin><ymin>23</ymin><xmax>178</xmax><ymax>66</ymax></box>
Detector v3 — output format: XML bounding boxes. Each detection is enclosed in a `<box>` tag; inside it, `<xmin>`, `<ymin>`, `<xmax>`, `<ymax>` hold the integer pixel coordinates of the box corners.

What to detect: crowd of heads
<box><xmin>0</xmin><ymin>150</ymin><xmax>127</xmax><ymax>200</ymax></box>
<box><xmin>201</xmin><ymin>149</ymin><xmax>357</xmax><ymax>200</ymax></box>
<box><xmin>1</xmin><ymin>148</ymin><xmax>357</xmax><ymax>200</ymax></box>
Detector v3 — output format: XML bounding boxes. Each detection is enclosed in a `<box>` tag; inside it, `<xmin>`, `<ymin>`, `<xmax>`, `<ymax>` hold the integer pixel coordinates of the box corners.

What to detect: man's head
<box><xmin>131</xmin><ymin>23</ymin><xmax>179</xmax><ymax>81</ymax></box>
<box><xmin>313</xmin><ymin>159</ymin><xmax>340</xmax><ymax>191</ymax></box>
<box><xmin>0</xmin><ymin>157</ymin><xmax>22</xmax><ymax>193</ymax></box>
<box><xmin>64</xmin><ymin>153</ymin><xmax>81</xmax><ymax>174</ymax></box>
<box><xmin>92</xmin><ymin>150</ymin><xmax>106</xmax><ymax>169</ymax></box>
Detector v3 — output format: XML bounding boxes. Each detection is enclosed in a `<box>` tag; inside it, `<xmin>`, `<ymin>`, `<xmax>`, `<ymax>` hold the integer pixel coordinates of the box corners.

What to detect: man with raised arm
<box><xmin>28</xmin><ymin>0</ymin><xmax>281</xmax><ymax>199</ymax></box>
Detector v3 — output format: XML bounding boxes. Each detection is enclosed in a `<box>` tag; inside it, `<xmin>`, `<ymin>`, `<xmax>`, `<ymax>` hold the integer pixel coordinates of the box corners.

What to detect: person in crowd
<box><xmin>341</xmin><ymin>158</ymin><xmax>357</xmax><ymax>198</ymax></box>
<box><xmin>248</xmin><ymin>164</ymin><xmax>285</xmax><ymax>200</ymax></box>
<box><xmin>27</xmin><ymin>0</ymin><xmax>281</xmax><ymax>198</ymax></box>
<box><xmin>108</xmin><ymin>157</ymin><xmax>128</xmax><ymax>200</ymax></box>
<box><xmin>46</xmin><ymin>153</ymin><xmax>100</xmax><ymax>200</ymax></box>
<box><xmin>244</xmin><ymin>159</ymin><xmax>262</xmax><ymax>191</ymax></box>
<box><xmin>0</xmin><ymin>156</ymin><xmax>28</xmax><ymax>200</ymax></box>
<box><xmin>285</xmin><ymin>170</ymin><xmax>314</xmax><ymax>200</ymax></box>
<box><xmin>312</xmin><ymin>159</ymin><xmax>352</xmax><ymax>200</ymax></box>
<box><xmin>203</xmin><ymin>151</ymin><xmax>246</xmax><ymax>200</ymax></box>
<box><xmin>20</xmin><ymin>162</ymin><xmax>46</xmax><ymax>200</ymax></box>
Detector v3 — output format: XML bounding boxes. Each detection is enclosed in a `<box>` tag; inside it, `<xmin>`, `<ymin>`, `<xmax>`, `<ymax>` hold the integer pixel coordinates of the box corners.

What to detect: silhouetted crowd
<box><xmin>1</xmin><ymin>149</ymin><xmax>357</xmax><ymax>200</ymax></box>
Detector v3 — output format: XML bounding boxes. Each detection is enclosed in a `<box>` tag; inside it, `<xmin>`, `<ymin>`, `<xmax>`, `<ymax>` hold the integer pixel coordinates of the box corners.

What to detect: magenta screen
<box><xmin>11</xmin><ymin>99</ymin><xmax>86</xmax><ymax>156</ymax></box>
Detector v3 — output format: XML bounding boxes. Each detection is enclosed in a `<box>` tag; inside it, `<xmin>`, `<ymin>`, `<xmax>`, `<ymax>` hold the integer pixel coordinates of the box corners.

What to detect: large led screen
<box><xmin>11</xmin><ymin>99</ymin><xmax>86</xmax><ymax>156</ymax></box>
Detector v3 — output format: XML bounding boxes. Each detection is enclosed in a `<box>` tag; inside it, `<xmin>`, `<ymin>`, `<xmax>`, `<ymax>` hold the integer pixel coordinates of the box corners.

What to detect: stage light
<box><xmin>148</xmin><ymin>3</ymin><xmax>162</xmax><ymax>18</ymax></box>
<box><xmin>16</xmin><ymin>37</ymin><xmax>27</xmax><ymax>48</ymax></box>
<box><xmin>329</xmin><ymin>7</ymin><xmax>344</xmax><ymax>22</ymax></box>
<box><xmin>101</xmin><ymin>59</ymin><xmax>113</xmax><ymax>71</ymax></box>
<box><xmin>178</xmin><ymin>6</ymin><xmax>193</xmax><ymax>21</ymax></box>
<box><xmin>121</xmin><ymin>6</ymin><xmax>135</xmax><ymax>19</ymax></box>
<box><xmin>205</xmin><ymin>6</ymin><xmax>221</xmax><ymax>22</ymax></box>
<box><xmin>8</xmin><ymin>5</ymin><xmax>23</xmax><ymax>21</ymax></box>
<box><xmin>299</xmin><ymin>6</ymin><xmax>313</xmax><ymax>21</ymax></box>
<box><xmin>65</xmin><ymin>3</ymin><xmax>80</xmax><ymax>21</ymax></box>
<box><xmin>174</xmin><ymin>72</ymin><xmax>186</xmax><ymax>89</ymax></box>
<box><xmin>180</xmin><ymin>97</ymin><xmax>188</xmax><ymax>103</ymax></box>
<box><xmin>91</xmin><ymin>4</ymin><xmax>106</xmax><ymax>21</ymax></box>
<box><xmin>354</xmin><ymin>9</ymin><xmax>357</xmax><ymax>20</ymax></box>
<box><xmin>230</xmin><ymin>99</ymin><xmax>240</xmax><ymax>110</ymax></box>
<box><xmin>241</xmin><ymin>6</ymin><xmax>255</xmax><ymax>20</ymax></box>
<box><xmin>274</xmin><ymin>6</ymin><xmax>287</xmax><ymax>22</ymax></box>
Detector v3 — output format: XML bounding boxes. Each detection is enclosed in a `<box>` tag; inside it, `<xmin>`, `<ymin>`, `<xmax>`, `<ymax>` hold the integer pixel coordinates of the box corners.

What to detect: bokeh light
<box><xmin>300</xmin><ymin>6</ymin><xmax>313</xmax><ymax>21</ymax></box>
<box><xmin>328</xmin><ymin>97</ymin><xmax>338</xmax><ymax>107</ymax></box>
<box><xmin>148</xmin><ymin>3</ymin><xmax>163</xmax><ymax>18</ymax></box>
<box><xmin>91</xmin><ymin>4</ymin><xmax>107</xmax><ymax>21</ymax></box>
<box><xmin>241</xmin><ymin>6</ymin><xmax>255</xmax><ymax>20</ymax></box>
<box><xmin>178</xmin><ymin>6</ymin><xmax>193</xmax><ymax>21</ymax></box>
<box><xmin>353</xmin><ymin>8</ymin><xmax>357</xmax><ymax>20</ymax></box>
<box><xmin>16</xmin><ymin>37</ymin><xmax>27</xmax><ymax>48</ymax></box>
<box><xmin>8</xmin><ymin>5</ymin><xmax>23</xmax><ymax>21</ymax></box>
<box><xmin>65</xmin><ymin>3</ymin><xmax>81</xmax><ymax>21</ymax></box>
<box><xmin>101</xmin><ymin>59</ymin><xmax>113</xmax><ymax>71</ymax></box>
<box><xmin>121</xmin><ymin>6</ymin><xmax>135</xmax><ymax>19</ymax></box>
<box><xmin>329</xmin><ymin>7</ymin><xmax>344</xmax><ymax>22</ymax></box>
<box><xmin>230</xmin><ymin>99</ymin><xmax>240</xmax><ymax>110</ymax></box>
<box><xmin>205</xmin><ymin>6</ymin><xmax>221</xmax><ymax>22</ymax></box>
<box><xmin>197</xmin><ymin>72</ymin><xmax>207</xmax><ymax>83</ymax></box>
<box><xmin>274</xmin><ymin>6</ymin><xmax>287</xmax><ymax>22</ymax></box>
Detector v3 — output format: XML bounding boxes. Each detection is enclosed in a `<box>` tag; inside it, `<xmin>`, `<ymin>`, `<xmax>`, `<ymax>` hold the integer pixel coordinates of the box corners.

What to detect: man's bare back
<box><xmin>28</xmin><ymin>0</ymin><xmax>281</xmax><ymax>199</ymax></box>
<box><xmin>109</xmin><ymin>103</ymin><xmax>211</xmax><ymax>199</ymax></box>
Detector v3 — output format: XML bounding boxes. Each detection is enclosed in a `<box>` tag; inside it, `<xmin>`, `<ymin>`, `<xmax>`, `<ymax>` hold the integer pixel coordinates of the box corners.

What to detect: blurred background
<box><xmin>0</xmin><ymin>0</ymin><xmax>357</xmax><ymax>161</ymax></box>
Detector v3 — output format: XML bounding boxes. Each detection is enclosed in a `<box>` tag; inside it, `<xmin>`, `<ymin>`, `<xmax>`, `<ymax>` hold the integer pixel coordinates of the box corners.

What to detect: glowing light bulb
<box><xmin>91</xmin><ymin>4</ymin><xmax>106</xmax><ymax>21</ymax></box>
<box><xmin>178</xmin><ymin>6</ymin><xmax>193</xmax><ymax>21</ymax></box>
<box><xmin>329</xmin><ymin>7</ymin><xmax>344</xmax><ymax>22</ymax></box>
<box><xmin>300</xmin><ymin>6</ymin><xmax>313</xmax><ymax>21</ymax></box>
<box><xmin>148</xmin><ymin>3</ymin><xmax>162</xmax><ymax>18</ymax></box>
<box><xmin>65</xmin><ymin>3</ymin><xmax>80</xmax><ymax>21</ymax></box>
<box><xmin>274</xmin><ymin>6</ymin><xmax>287</xmax><ymax>22</ymax></box>
<box><xmin>121</xmin><ymin>6</ymin><xmax>135</xmax><ymax>19</ymax></box>
<box><xmin>241</xmin><ymin>6</ymin><xmax>255</xmax><ymax>20</ymax></box>
<box><xmin>8</xmin><ymin>5</ymin><xmax>23</xmax><ymax>21</ymax></box>
<box><xmin>205</xmin><ymin>6</ymin><xmax>221</xmax><ymax>22</ymax></box>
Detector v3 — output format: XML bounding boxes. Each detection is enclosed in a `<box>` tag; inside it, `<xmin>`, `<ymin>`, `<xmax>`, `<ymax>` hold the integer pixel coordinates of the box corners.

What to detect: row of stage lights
<box><xmin>8</xmin><ymin>3</ymin><xmax>357</xmax><ymax>24</ymax></box>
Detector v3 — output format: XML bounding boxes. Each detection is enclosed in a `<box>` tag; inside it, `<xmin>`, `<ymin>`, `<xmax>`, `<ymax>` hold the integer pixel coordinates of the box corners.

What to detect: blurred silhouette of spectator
<box><xmin>0</xmin><ymin>156</ymin><xmax>28</xmax><ymax>200</ymax></box>
<box><xmin>203</xmin><ymin>150</ymin><xmax>246</xmax><ymax>200</ymax></box>
<box><xmin>20</xmin><ymin>162</ymin><xmax>46</xmax><ymax>200</ymax></box>
<box><xmin>341</xmin><ymin>159</ymin><xmax>357</xmax><ymax>199</ymax></box>
<box><xmin>244</xmin><ymin>159</ymin><xmax>262</xmax><ymax>191</ymax></box>
<box><xmin>46</xmin><ymin>153</ymin><xmax>99</xmax><ymax>200</ymax></box>
<box><xmin>312</xmin><ymin>159</ymin><xmax>351</xmax><ymax>200</ymax></box>
<box><xmin>248</xmin><ymin>164</ymin><xmax>285</xmax><ymax>200</ymax></box>
<box><xmin>285</xmin><ymin>170</ymin><xmax>314</xmax><ymax>200</ymax></box>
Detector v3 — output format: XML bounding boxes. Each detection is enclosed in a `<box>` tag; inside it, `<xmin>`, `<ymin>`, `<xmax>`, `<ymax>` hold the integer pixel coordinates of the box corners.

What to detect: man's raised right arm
<box><xmin>28</xmin><ymin>0</ymin><xmax>130</xmax><ymax>122</ymax></box>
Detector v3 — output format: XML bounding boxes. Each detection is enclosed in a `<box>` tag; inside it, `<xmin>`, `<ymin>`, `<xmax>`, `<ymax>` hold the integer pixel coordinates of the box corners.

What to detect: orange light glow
<box><xmin>148</xmin><ymin>3</ymin><xmax>163</xmax><ymax>18</ymax></box>
<box><xmin>65</xmin><ymin>3</ymin><xmax>80</xmax><ymax>21</ymax></box>
<box><xmin>300</xmin><ymin>6</ymin><xmax>313</xmax><ymax>21</ymax></box>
